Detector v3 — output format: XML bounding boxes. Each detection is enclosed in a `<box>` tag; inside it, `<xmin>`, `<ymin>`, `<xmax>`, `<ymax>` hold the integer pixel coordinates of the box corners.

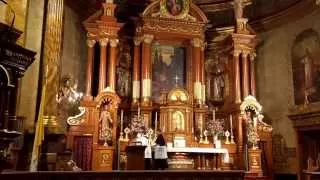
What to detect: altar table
<box><xmin>166</xmin><ymin>147</ymin><xmax>230</xmax><ymax>170</ymax></box>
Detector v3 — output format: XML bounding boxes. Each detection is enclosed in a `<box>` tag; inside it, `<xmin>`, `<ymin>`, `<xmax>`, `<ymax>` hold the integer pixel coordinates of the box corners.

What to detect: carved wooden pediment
<box><xmin>139</xmin><ymin>0</ymin><xmax>208</xmax><ymax>38</ymax></box>
<box><xmin>83</xmin><ymin>3</ymin><xmax>124</xmax><ymax>40</ymax></box>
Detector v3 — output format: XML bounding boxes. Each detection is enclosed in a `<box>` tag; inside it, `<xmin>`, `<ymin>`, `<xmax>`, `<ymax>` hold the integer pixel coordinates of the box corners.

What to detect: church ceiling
<box><xmin>66</xmin><ymin>0</ymin><xmax>313</xmax><ymax>31</ymax></box>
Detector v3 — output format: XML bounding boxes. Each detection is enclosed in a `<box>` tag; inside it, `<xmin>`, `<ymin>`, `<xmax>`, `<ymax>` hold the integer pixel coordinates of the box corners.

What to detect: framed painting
<box><xmin>292</xmin><ymin>29</ymin><xmax>320</xmax><ymax>105</ymax></box>
<box><xmin>160</xmin><ymin>0</ymin><xmax>190</xmax><ymax>19</ymax></box>
<box><xmin>152</xmin><ymin>44</ymin><xmax>186</xmax><ymax>103</ymax></box>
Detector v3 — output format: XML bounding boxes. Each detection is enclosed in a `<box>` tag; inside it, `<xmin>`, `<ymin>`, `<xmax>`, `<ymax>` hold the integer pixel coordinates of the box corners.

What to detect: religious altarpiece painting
<box><xmin>292</xmin><ymin>29</ymin><xmax>320</xmax><ymax>105</ymax></box>
<box><xmin>152</xmin><ymin>44</ymin><xmax>186</xmax><ymax>103</ymax></box>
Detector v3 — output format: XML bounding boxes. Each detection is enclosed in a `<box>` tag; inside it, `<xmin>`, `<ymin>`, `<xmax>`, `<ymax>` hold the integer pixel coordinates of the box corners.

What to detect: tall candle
<box><xmin>200</xmin><ymin>115</ymin><xmax>203</xmax><ymax>134</ymax></box>
<box><xmin>120</xmin><ymin>110</ymin><xmax>124</xmax><ymax>132</ymax></box>
<box><xmin>155</xmin><ymin>112</ymin><xmax>158</xmax><ymax>131</ymax></box>
<box><xmin>137</xmin><ymin>106</ymin><xmax>140</xmax><ymax>120</ymax></box>
<box><xmin>212</xmin><ymin>109</ymin><xmax>216</xmax><ymax>122</ymax></box>
<box><xmin>230</xmin><ymin>114</ymin><xmax>233</xmax><ymax>136</ymax></box>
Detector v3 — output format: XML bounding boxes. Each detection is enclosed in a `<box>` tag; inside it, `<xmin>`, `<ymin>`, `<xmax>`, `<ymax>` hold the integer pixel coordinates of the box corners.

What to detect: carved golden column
<box><xmin>85</xmin><ymin>39</ymin><xmax>96</xmax><ymax>99</ymax></box>
<box><xmin>242</xmin><ymin>53</ymin><xmax>250</xmax><ymax>99</ymax></box>
<box><xmin>99</xmin><ymin>38</ymin><xmax>108</xmax><ymax>92</ymax></box>
<box><xmin>250</xmin><ymin>54</ymin><xmax>256</xmax><ymax>97</ymax></box>
<box><xmin>234</xmin><ymin>52</ymin><xmax>241</xmax><ymax>103</ymax></box>
<box><xmin>132</xmin><ymin>37</ymin><xmax>142</xmax><ymax>105</ymax></box>
<box><xmin>191</xmin><ymin>38</ymin><xmax>202</xmax><ymax>105</ymax></box>
<box><xmin>108</xmin><ymin>38</ymin><xmax>119</xmax><ymax>91</ymax></box>
<box><xmin>141</xmin><ymin>34</ymin><xmax>154</xmax><ymax>105</ymax></box>
<box><xmin>42</xmin><ymin>0</ymin><xmax>64</xmax><ymax>129</ymax></box>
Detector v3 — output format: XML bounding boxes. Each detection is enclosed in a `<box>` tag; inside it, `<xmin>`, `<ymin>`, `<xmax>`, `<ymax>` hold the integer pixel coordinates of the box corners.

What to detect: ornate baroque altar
<box><xmin>64</xmin><ymin>0</ymin><xmax>273</xmax><ymax>179</ymax></box>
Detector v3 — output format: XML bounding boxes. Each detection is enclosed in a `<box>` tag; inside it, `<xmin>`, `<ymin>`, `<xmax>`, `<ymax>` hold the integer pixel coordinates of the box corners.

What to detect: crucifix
<box><xmin>173</xmin><ymin>74</ymin><xmax>181</xmax><ymax>87</ymax></box>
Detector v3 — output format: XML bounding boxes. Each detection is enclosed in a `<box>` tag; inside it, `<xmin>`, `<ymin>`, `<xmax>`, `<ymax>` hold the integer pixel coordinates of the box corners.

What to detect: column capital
<box><xmin>110</xmin><ymin>38</ymin><xmax>119</xmax><ymax>47</ymax></box>
<box><xmin>249</xmin><ymin>53</ymin><xmax>257</xmax><ymax>61</ymax></box>
<box><xmin>134</xmin><ymin>36</ymin><xmax>143</xmax><ymax>46</ymax></box>
<box><xmin>99</xmin><ymin>38</ymin><xmax>109</xmax><ymax>46</ymax></box>
<box><xmin>234</xmin><ymin>50</ymin><xmax>241</xmax><ymax>57</ymax></box>
<box><xmin>200</xmin><ymin>42</ymin><xmax>207</xmax><ymax>51</ymax></box>
<box><xmin>143</xmin><ymin>34</ymin><xmax>154</xmax><ymax>44</ymax></box>
<box><xmin>87</xmin><ymin>39</ymin><xmax>96</xmax><ymax>48</ymax></box>
<box><xmin>191</xmin><ymin>38</ymin><xmax>204</xmax><ymax>48</ymax></box>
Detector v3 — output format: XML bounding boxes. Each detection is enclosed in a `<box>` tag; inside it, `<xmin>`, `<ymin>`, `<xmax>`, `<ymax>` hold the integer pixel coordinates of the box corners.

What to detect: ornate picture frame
<box><xmin>160</xmin><ymin>0</ymin><xmax>190</xmax><ymax>19</ymax></box>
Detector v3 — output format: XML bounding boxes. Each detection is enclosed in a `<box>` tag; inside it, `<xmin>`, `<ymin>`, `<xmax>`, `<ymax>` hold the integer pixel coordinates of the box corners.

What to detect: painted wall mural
<box><xmin>152</xmin><ymin>44</ymin><xmax>186</xmax><ymax>103</ymax></box>
<box><xmin>292</xmin><ymin>29</ymin><xmax>320</xmax><ymax>105</ymax></box>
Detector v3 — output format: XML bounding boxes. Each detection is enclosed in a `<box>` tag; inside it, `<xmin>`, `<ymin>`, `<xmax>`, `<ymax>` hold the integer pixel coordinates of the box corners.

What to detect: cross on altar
<box><xmin>174</xmin><ymin>74</ymin><xmax>181</xmax><ymax>87</ymax></box>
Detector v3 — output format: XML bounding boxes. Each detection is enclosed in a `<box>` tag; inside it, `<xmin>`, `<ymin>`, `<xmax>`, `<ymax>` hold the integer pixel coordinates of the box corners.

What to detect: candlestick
<box><xmin>229</xmin><ymin>115</ymin><xmax>233</xmax><ymax>136</ymax></box>
<box><xmin>200</xmin><ymin>115</ymin><xmax>203</xmax><ymax>134</ymax></box>
<box><xmin>119</xmin><ymin>110</ymin><xmax>124</xmax><ymax>141</ymax></box>
<box><xmin>213</xmin><ymin>109</ymin><xmax>216</xmax><ymax>122</ymax></box>
<box><xmin>120</xmin><ymin>110</ymin><xmax>124</xmax><ymax>131</ymax></box>
<box><xmin>155</xmin><ymin>112</ymin><xmax>158</xmax><ymax>131</ymax></box>
<box><xmin>230</xmin><ymin>114</ymin><xmax>235</xmax><ymax>144</ymax></box>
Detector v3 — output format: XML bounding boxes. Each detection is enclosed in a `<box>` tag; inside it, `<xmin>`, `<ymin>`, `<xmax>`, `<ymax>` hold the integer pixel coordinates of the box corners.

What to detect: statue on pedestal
<box><xmin>99</xmin><ymin>101</ymin><xmax>113</xmax><ymax>146</ymax></box>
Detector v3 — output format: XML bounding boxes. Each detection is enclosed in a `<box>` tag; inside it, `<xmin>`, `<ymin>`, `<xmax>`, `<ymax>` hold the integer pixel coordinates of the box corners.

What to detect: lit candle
<box><xmin>230</xmin><ymin>114</ymin><xmax>233</xmax><ymax>136</ymax></box>
<box><xmin>120</xmin><ymin>110</ymin><xmax>124</xmax><ymax>132</ymax></box>
<box><xmin>155</xmin><ymin>112</ymin><xmax>158</xmax><ymax>131</ymax></box>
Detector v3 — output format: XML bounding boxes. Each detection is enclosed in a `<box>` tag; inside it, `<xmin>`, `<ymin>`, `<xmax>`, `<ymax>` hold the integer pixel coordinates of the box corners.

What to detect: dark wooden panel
<box><xmin>1</xmin><ymin>170</ymin><xmax>245</xmax><ymax>180</ymax></box>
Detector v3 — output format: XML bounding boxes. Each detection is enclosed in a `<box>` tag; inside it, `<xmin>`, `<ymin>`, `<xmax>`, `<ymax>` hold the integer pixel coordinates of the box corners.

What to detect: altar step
<box><xmin>1</xmin><ymin>170</ymin><xmax>248</xmax><ymax>180</ymax></box>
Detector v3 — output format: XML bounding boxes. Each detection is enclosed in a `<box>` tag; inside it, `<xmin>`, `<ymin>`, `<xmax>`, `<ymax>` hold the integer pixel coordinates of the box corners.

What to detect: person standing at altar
<box><xmin>154</xmin><ymin>130</ymin><xmax>168</xmax><ymax>170</ymax></box>
<box><xmin>142</xmin><ymin>135</ymin><xmax>152</xmax><ymax>170</ymax></box>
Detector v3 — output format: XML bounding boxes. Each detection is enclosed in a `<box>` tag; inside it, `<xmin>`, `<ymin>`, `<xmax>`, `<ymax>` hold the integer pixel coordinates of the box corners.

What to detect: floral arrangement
<box><xmin>130</xmin><ymin>115</ymin><xmax>146</xmax><ymax>135</ymax></box>
<box><xmin>206</xmin><ymin>119</ymin><xmax>224</xmax><ymax>136</ymax></box>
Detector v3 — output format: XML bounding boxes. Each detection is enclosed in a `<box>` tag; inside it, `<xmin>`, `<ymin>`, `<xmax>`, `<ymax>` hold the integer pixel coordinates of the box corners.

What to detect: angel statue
<box><xmin>99</xmin><ymin>101</ymin><xmax>113</xmax><ymax>146</ymax></box>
